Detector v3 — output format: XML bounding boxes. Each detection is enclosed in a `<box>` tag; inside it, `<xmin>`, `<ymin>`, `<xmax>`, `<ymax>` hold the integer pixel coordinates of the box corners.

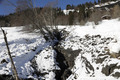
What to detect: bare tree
<box><xmin>25</xmin><ymin>0</ymin><xmax>61</xmax><ymax>41</ymax></box>
<box><xmin>12</xmin><ymin>0</ymin><xmax>60</xmax><ymax>41</ymax></box>
<box><xmin>16</xmin><ymin>0</ymin><xmax>31</xmax><ymax>12</ymax></box>
<box><xmin>0</xmin><ymin>27</ymin><xmax>19</xmax><ymax>80</ymax></box>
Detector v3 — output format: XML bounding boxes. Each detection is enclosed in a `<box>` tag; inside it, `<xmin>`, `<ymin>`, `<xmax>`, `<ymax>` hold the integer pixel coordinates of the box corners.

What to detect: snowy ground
<box><xmin>65</xmin><ymin>18</ymin><xmax>120</xmax><ymax>53</ymax></box>
<box><xmin>0</xmin><ymin>27</ymin><xmax>58</xmax><ymax>79</ymax></box>
<box><xmin>1</xmin><ymin>18</ymin><xmax>120</xmax><ymax>80</ymax></box>
<box><xmin>62</xmin><ymin>18</ymin><xmax>120</xmax><ymax>80</ymax></box>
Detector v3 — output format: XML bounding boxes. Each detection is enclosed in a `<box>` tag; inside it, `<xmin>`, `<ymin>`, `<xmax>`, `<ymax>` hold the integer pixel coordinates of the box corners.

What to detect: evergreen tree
<box><xmin>78</xmin><ymin>4</ymin><xmax>85</xmax><ymax>22</ymax></box>
<box><xmin>71</xmin><ymin>5</ymin><xmax>75</xmax><ymax>9</ymax></box>
<box><xmin>66</xmin><ymin>4</ymin><xmax>71</xmax><ymax>10</ymax></box>
<box><xmin>89</xmin><ymin>1</ymin><xmax>94</xmax><ymax>7</ymax></box>
<box><xmin>98</xmin><ymin>0</ymin><xmax>101</xmax><ymax>4</ymax></box>
<box><xmin>57</xmin><ymin>8</ymin><xmax>64</xmax><ymax>16</ymax></box>
<box><xmin>94</xmin><ymin>0</ymin><xmax>97</xmax><ymax>5</ymax></box>
<box><xmin>68</xmin><ymin>11</ymin><xmax>74</xmax><ymax>25</ymax></box>
<box><xmin>86</xmin><ymin>9</ymin><xmax>92</xmax><ymax>18</ymax></box>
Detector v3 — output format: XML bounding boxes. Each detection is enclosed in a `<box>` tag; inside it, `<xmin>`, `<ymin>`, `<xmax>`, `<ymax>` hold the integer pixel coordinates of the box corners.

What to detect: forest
<box><xmin>0</xmin><ymin>0</ymin><xmax>120</xmax><ymax>27</ymax></box>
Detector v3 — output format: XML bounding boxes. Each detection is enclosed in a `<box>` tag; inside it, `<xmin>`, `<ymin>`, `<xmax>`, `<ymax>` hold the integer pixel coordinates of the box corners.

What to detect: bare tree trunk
<box><xmin>1</xmin><ymin>28</ymin><xmax>19</xmax><ymax>80</ymax></box>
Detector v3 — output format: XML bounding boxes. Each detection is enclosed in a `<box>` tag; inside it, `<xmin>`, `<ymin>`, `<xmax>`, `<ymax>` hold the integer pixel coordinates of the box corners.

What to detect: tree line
<box><xmin>0</xmin><ymin>0</ymin><xmax>120</xmax><ymax>27</ymax></box>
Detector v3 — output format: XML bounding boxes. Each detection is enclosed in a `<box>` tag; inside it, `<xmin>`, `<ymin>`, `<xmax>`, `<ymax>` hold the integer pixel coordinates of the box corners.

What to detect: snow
<box><xmin>63</xmin><ymin>9</ymin><xmax>74</xmax><ymax>15</ymax></box>
<box><xmin>35</xmin><ymin>47</ymin><xmax>59</xmax><ymax>72</ymax></box>
<box><xmin>71</xmin><ymin>19</ymin><xmax>120</xmax><ymax>37</ymax></box>
<box><xmin>35</xmin><ymin>47</ymin><xmax>60</xmax><ymax>80</ymax></box>
<box><xmin>108</xmin><ymin>42</ymin><xmax>120</xmax><ymax>53</ymax></box>
<box><xmin>63</xmin><ymin>9</ymin><xmax>79</xmax><ymax>15</ymax></box>
<box><xmin>0</xmin><ymin>27</ymin><xmax>51</xmax><ymax>79</ymax></box>
<box><xmin>64</xmin><ymin>19</ymin><xmax>120</xmax><ymax>53</ymax></box>
<box><xmin>1</xmin><ymin>18</ymin><xmax>120</xmax><ymax>80</ymax></box>
<box><xmin>60</xmin><ymin>19</ymin><xmax>120</xmax><ymax>80</ymax></box>
<box><xmin>59</xmin><ymin>18</ymin><xmax>120</xmax><ymax>80</ymax></box>
<box><xmin>94</xmin><ymin>0</ymin><xmax>120</xmax><ymax>8</ymax></box>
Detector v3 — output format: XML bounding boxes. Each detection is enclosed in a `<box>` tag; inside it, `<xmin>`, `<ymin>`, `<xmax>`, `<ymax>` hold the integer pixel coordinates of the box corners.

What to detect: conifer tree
<box><xmin>94</xmin><ymin>0</ymin><xmax>97</xmax><ymax>5</ymax></box>
<box><xmin>68</xmin><ymin>11</ymin><xmax>74</xmax><ymax>25</ymax></box>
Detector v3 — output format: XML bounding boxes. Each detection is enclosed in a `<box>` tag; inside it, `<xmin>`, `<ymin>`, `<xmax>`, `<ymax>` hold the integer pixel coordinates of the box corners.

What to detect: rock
<box><xmin>95</xmin><ymin>56</ymin><xmax>108</xmax><ymax>64</ymax></box>
<box><xmin>112</xmin><ymin>72</ymin><xmax>120</xmax><ymax>78</ymax></box>
<box><xmin>62</xmin><ymin>69</ymin><xmax>72</xmax><ymax>80</ymax></box>
<box><xmin>1</xmin><ymin>59</ymin><xmax>8</xmax><ymax>64</ymax></box>
<box><xmin>56</xmin><ymin>46</ymin><xmax>81</xmax><ymax>68</ymax></box>
<box><xmin>0</xmin><ymin>75</ymin><xmax>13</xmax><ymax>80</ymax></box>
<box><xmin>55</xmin><ymin>47</ymin><xmax>68</xmax><ymax>80</ymax></box>
<box><xmin>102</xmin><ymin>64</ymin><xmax>118</xmax><ymax>76</ymax></box>
<box><xmin>81</xmin><ymin>56</ymin><xmax>94</xmax><ymax>74</ymax></box>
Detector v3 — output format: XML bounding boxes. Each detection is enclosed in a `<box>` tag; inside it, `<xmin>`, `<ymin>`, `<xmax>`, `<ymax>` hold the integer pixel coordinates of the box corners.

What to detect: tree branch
<box><xmin>1</xmin><ymin>27</ymin><xmax>19</xmax><ymax>80</ymax></box>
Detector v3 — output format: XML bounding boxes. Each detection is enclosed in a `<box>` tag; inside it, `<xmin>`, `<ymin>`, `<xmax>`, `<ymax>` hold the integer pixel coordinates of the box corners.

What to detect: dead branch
<box><xmin>0</xmin><ymin>27</ymin><xmax>19</xmax><ymax>80</ymax></box>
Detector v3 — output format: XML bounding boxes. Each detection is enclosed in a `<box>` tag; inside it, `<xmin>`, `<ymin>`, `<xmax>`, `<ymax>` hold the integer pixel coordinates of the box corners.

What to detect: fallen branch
<box><xmin>1</xmin><ymin>27</ymin><xmax>19</xmax><ymax>80</ymax></box>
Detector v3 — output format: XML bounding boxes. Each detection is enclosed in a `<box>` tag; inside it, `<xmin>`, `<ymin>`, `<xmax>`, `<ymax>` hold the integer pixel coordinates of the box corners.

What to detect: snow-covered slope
<box><xmin>1</xmin><ymin>18</ymin><xmax>120</xmax><ymax>80</ymax></box>
<box><xmin>59</xmin><ymin>18</ymin><xmax>120</xmax><ymax>80</ymax></box>
<box><xmin>0</xmin><ymin>27</ymin><xmax>59</xmax><ymax>79</ymax></box>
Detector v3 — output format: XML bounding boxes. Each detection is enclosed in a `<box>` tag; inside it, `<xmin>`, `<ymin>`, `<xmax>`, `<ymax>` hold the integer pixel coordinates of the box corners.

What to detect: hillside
<box><xmin>1</xmin><ymin>18</ymin><xmax>120</xmax><ymax>80</ymax></box>
<box><xmin>1</xmin><ymin>0</ymin><xmax>120</xmax><ymax>80</ymax></box>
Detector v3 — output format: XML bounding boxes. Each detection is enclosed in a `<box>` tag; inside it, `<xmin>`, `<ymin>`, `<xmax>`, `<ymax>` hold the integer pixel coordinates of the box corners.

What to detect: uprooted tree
<box><xmin>14</xmin><ymin>0</ymin><xmax>61</xmax><ymax>41</ymax></box>
<box><xmin>6</xmin><ymin>0</ymin><xmax>61</xmax><ymax>41</ymax></box>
